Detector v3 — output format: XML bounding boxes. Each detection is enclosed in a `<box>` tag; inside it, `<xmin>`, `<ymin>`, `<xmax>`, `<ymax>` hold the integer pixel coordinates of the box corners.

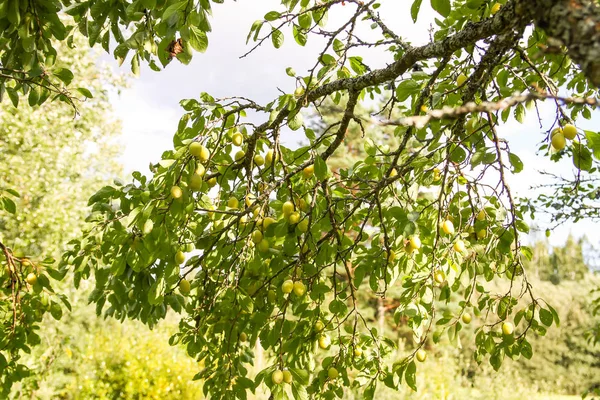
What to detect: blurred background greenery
<box><xmin>2</xmin><ymin>40</ymin><xmax>599</xmax><ymax>399</ymax></box>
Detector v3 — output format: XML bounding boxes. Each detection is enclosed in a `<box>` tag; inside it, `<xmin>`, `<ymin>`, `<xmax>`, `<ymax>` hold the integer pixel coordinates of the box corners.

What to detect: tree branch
<box><xmin>528</xmin><ymin>0</ymin><xmax>600</xmax><ymax>86</ymax></box>
<box><xmin>378</xmin><ymin>92</ymin><xmax>599</xmax><ymax>128</ymax></box>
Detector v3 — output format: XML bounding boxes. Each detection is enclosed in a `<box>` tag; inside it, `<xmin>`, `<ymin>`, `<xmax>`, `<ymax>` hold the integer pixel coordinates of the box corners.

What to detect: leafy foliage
<box><xmin>523</xmin><ymin>236</ymin><xmax>589</xmax><ymax>283</ymax></box>
<box><xmin>1</xmin><ymin>0</ymin><xmax>600</xmax><ymax>399</ymax></box>
<box><xmin>0</xmin><ymin>35</ymin><xmax>123</xmax><ymax>395</ymax></box>
<box><xmin>0</xmin><ymin>0</ymin><xmax>214</xmax><ymax>108</ymax></box>
<box><xmin>11</xmin><ymin>311</ymin><xmax>204</xmax><ymax>400</ymax></box>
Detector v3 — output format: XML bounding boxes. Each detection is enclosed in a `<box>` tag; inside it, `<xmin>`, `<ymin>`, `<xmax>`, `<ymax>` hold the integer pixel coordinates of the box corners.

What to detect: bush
<box><xmin>12</xmin><ymin>300</ymin><xmax>204</xmax><ymax>400</ymax></box>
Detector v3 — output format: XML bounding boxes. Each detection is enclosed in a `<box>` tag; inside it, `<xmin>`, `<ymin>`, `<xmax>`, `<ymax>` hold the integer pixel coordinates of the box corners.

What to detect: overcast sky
<box><xmin>105</xmin><ymin>0</ymin><xmax>599</xmax><ymax>249</ymax></box>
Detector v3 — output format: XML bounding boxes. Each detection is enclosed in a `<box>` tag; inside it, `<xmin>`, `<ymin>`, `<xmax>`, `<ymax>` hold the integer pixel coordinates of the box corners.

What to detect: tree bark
<box><xmin>525</xmin><ymin>0</ymin><xmax>600</xmax><ymax>86</ymax></box>
<box><xmin>305</xmin><ymin>0</ymin><xmax>600</xmax><ymax>104</ymax></box>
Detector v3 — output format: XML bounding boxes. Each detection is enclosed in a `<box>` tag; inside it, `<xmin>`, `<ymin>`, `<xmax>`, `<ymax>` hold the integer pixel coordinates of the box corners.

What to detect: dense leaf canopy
<box><xmin>1</xmin><ymin>0</ymin><xmax>600</xmax><ymax>399</ymax></box>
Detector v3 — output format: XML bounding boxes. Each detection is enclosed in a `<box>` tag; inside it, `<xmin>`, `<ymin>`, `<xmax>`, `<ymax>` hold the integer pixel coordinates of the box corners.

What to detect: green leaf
<box><xmin>288</xmin><ymin>112</ymin><xmax>303</xmax><ymax>131</ymax></box>
<box><xmin>50</xmin><ymin>303</ymin><xmax>63</xmax><ymax>320</ymax></box>
<box><xmin>584</xmin><ymin>130</ymin><xmax>600</xmax><ymax>160</ymax></box>
<box><xmin>329</xmin><ymin>299</ymin><xmax>348</xmax><ymax>316</ymax></box>
<box><xmin>333</xmin><ymin>39</ymin><xmax>345</xmax><ymax>56</ymax></box>
<box><xmin>53</xmin><ymin>68</ymin><xmax>74</xmax><ymax>85</ymax></box>
<box><xmin>314</xmin><ymin>156</ymin><xmax>329</xmax><ymax>180</ymax></box>
<box><xmin>28</xmin><ymin>87</ymin><xmax>39</xmax><ymax>106</ymax></box>
<box><xmin>272</xmin><ymin>28</ymin><xmax>284</xmax><ymax>49</ymax></box>
<box><xmin>520</xmin><ymin>339</ymin><xmax>533</xmax><ymax>359</ymax></box>
<box><xmin>293</xmin><ymin>25</ymin><xmax>307</xmax><ymax>46</ymax></box>
<box><xmin>508</xmin><ymin>153</ymin><xmax>523</xmax><ymax>173</ymax></box>
<box><xmin>405</xmin><ymin>360</ymin><xmax>417</xmax><ymax>391</ymax></box>
<box><xmin>2</xmin><ymin>197</ymin><xmax>17</xmax><ymax>214</ymax></box>
<box><xmin>88</xmin><ymin>186</ymin><xmax>116</xmax><ymax>205</ymax></box>
<box><xmin>264</xmin><ymin>11</ymin><xmax>281</xmax><ymax>21</ymax></box>
<box><xmin>572</xmin><ymin>143</ymin><xmax>593</xmax><ymax>171</ymax></box>
<box><xmin>187</xmin><ymin>26</ymin><xmax>209</xmax><ymax>53</ymax></box>
<box><xmin>484</xmin><ymin>335</ymin><xmax>496</xmax><ymax>354</ymax></box>
<box><xmin>411</xmin><ymin>0</ymin><xmax>423</xmax><ymax>22</ymax></box>
<box><xmin>490</xmin><ymin>348</ymin><xmax>504</xmax><ymax>371</ymax></box>
<box><xmin>162</xmin><ymin>1</ymin><xmax>187</xmax><ymax>20</ymax></box>
<box><xmin>57</xmin><ymin>294</ymin><xmax>72</xmax><ymax>312</ymax></box>
<box><xmin>450</xmin><ymin>145</ymin><xmax>467</xmax><ymax>163</ymax></box>
<box><xmin>514</xmin><ymin>103</ymin><xmax>525</xmax><ymax>123</ymax></box>
<box><xmin>76</xmin><ymin>87</ymin><xmax>94</xmax><ymax>98</ymax></box>
<box><xmin>320</xmin><ymin>54</ymin><xmax>336</xmax><ymax>66</ymax></box>
<box><xmin>289</xmin><ymin>368</ymin><xmax>309</xmax><ymax>385</ymax></box>
<box><xmin>539</xmin><ymin>308</ymin><xmax>553</xmax><ymax>327</ymax></box>
<box><xmin>88</xmin><ymin>21</ymin><xmax>102</xmax><ymax>47</ymax></box>
<box><xmin>547</xmin><ymin>304</ymin><xmax>560</xmax><ymax>327</ymax></box>
<box><xmin>247</xmin><ymin>20</ymin><xmax>264</xmax><ymax>44</ymax></box>
<box><xmin>64</xmin><ymin>2</ymin><xmax>89</xmax><ymax>16</ymax></box>
<box><xmin>148</xmin><ymin>276</ymin><xmax>165</xmax><ymax>305</ymax></box>
<box><xmin>395</xmin><ymin>80</ymin><xmax>420</xmax><ymax>102</ymax></box>
<box><xmin>131</xmin><ymin>54</ymin><xmax>141</xmax><ymax>77</ymax></box>
<box><xmin>6</xmin><ymin>87</ymin><xmax>18</xmax><ymax>108</ymax></box>
<box><xmin>431</xmin><ymin>0</ymin><xmax>451</xmax><ymax>17</ymax></box>
<box><xmin>312</xmin><ymin>8</ymin><xmax>328</xmax><ymax>27</ymax></box>
<box><xmin>7</xmin><ymin>0</ymin><xmax>20</xmax><ymax>25</ymax></box>
<box><xmin>111</xmin><ymin>252</ymin><xmax>127</xmax><ymax>276</ymax></box>
<box><xmin>520</xmin><ymin>246</ymin><xmax>533</xmax><ymax>261</ymax></box>
<box><xmin>515</xmin><ymin>220</ymin><xmax>529</xmax><ymax>234</ymax></box>
<box><xmin>4</xmin><ymin>188</ymin><xmax>19</xmax><ymax>197</ymax></box>
<box><xmin>364</xmin><ymin>138</ymin><xmax>376</xmax><ymax>156</ymax></box>
<box><xmin>114</xmin><ymin>44</ymin><xmax>130</xmax><ymax>67</ymax></box>
<box><xmin>349</xmin><ymin>56</ymin><xmax>366</xmax><ymax>75</ymax></box>
<box><xmin>159</xmin><ymin>159</ymin><xmax>176</xmax><ymax>168</ymax></box>
<box><xmin>363</xmin><ymin>382</ymin><xmax>376</xmax><ymax>399</ymax></box>
<box><xmin>298</xmin><ymin>13</ymin><xmax>312</xmax><ymax>30</ymax></box>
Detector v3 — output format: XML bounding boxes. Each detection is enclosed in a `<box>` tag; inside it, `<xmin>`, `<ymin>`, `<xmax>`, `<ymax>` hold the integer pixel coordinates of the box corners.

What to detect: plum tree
<box><xmin>2</xmin><ymin>0</ymin><xmax>600</xmax><ymax>398</ymax></box>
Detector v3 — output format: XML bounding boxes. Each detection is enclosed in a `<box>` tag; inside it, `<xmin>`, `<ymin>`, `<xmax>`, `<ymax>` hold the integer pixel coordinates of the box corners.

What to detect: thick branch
<box><xmin>308</xmin><ymin>1</ymin><xmax>529</xmax><ymax>101</ymax></box>
<box><xmin>380</xmin><ymin>92</ymin><xmax>599</xmax><ymax>128</ymax></box>
<box><xmin>528</xmin><ymin>0</ymin><xmax>600</xmax><ymax>86</ymax></box>
<box><xmin>321</xmin><ymin>91</ymin><xmax>360</xmax><ymax>161</ymax></box>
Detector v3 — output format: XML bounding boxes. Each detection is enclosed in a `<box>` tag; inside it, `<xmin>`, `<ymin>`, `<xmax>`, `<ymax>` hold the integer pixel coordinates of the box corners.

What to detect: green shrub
<box><xmin>13</xmin><ymin>305</ymin><xmax>204</xmax><ymax>400</ymax></box>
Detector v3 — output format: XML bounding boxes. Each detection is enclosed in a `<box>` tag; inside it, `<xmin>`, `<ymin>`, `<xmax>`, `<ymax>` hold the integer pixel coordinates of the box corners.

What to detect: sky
<box><xmin>104</xmin><ymin>0</ymin><xmax>598</xmax><ymax>250</ymax></box>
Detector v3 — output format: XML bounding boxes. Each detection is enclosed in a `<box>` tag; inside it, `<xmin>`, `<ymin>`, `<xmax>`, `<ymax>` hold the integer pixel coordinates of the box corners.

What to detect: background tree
<box><xmin>523</xmin><ymin>235</ymin><xmax>589</xmax><ymax>283</ymax></box>
<box><xmin>0</xmin><ymin>36</ymin><xmax>208</xmax><ymax>399</ymax></box>
<box><xmin>1</xmin><ymin>0</ymin><xmax>600</xmax><ymax>399</ymax></box>
<box><xmin>0</xmin><ymin>39</ymin><xmax>122</xmax><ymax>257</ymax></box>
<box><xmin>0</xmin><ymin>35</ymin><xmax>122</xmax><ymax>394</ymax></box>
